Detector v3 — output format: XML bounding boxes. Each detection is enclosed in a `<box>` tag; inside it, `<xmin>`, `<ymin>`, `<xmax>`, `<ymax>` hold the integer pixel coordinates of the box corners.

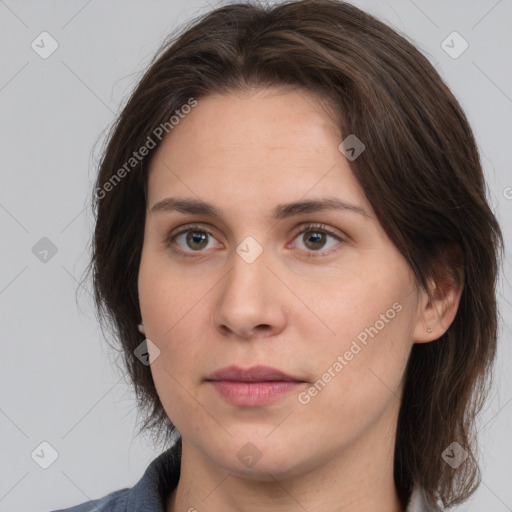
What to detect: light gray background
<box><xmin>0</xmin><ymin>1</ymin><xmax>511</xmax><ymax>511</ymax></box>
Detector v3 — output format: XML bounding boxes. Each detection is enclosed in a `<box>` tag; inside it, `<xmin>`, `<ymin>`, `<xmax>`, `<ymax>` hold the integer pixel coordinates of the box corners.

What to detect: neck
<box><xmin>166</xmin><ymin>413</ymin><xmax>406</xmax><ymax>512</ymax></box>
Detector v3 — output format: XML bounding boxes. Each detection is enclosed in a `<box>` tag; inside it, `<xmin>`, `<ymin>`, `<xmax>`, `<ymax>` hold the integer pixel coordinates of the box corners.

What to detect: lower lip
<box><xmin>208</xmin><ymin>380</ymin><xmax>304</xmax><ymax>406</ymax></box>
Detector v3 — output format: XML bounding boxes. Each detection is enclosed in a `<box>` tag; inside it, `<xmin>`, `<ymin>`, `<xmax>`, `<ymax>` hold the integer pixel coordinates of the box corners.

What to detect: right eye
<box><xmin>165</xmin><ymin>224</ymin><xmax>224</xmax><ymax>257</ymax></box>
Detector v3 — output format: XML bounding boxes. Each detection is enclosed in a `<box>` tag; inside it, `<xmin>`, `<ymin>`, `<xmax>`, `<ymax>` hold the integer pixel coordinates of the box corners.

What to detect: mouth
<box><xmin>206</xmin><ymin>365</ymin><xmax>306</xmax><ymax>407</ymax></box>
<box><xmin>207</xmin><ymin>364</ymin><xmax>303</xmax><ymax>382</ymax></box>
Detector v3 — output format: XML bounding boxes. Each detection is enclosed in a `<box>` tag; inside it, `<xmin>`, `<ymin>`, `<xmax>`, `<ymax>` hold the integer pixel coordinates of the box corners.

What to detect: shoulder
<box><xmin>49</xmin><ymin>488</ymin><xmax>129</xmax><ymax>512</ymax></box>
<box><xmin>49</xmin><ymin>442</ymin><xmax>181</xmax><ymax>512</ymax></box>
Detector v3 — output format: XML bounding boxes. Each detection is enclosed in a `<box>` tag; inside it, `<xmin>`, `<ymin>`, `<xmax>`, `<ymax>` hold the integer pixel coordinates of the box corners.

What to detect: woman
<box><xmin>58</xmin><ymin>0</ymin><xmax>503</xmax><ymax>510</ymax></box>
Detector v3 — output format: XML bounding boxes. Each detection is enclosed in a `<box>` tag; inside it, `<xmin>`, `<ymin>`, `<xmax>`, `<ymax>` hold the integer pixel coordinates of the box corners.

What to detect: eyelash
<box><xmin>165</xmin><ymin>223</ymin><xmax>345</xmax><ymax>259</ymax></box>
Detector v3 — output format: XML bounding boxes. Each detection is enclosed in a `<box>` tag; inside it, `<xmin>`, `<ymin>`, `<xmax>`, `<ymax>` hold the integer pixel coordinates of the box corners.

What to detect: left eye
<box><xmin>291</xmin><ymin>225</ymin><xmax>342</xmax><ymax>254</ymax></box>
<box><xmin>170</xmin><ymin>228</ymin><xmax>222</xmax><ymax>253</ymax></box>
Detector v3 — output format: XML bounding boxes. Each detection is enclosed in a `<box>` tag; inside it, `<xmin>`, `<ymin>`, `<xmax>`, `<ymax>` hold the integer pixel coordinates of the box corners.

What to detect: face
<box><xmin>138</xmin><ymin>86</ymin><xmax>426</xmax><ymax>480</ymax></box>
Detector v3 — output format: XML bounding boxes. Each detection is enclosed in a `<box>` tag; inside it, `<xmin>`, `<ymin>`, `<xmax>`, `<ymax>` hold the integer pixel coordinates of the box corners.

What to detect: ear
<box><xmin>412</xmin><ymin>245</ymin><xmax>464</xmax><ymax>343</ymax></box>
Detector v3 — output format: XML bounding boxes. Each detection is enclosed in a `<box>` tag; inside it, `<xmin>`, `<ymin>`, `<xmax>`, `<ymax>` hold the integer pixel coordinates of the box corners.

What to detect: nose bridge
<box><xmin>213</xmin><ymin>239</ymin><xmax>287</xmax><ymax>337</ymax></box>
<box><xmin>227</xmin><ymin>240</ymin><xmax>271</xmax><ymax>304</ymax></box>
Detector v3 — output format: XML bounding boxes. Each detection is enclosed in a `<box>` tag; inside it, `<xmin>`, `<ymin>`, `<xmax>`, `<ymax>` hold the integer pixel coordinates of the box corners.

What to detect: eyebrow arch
<box><xmin>150</xmin><ymin>196</ymin><xmax>370</xmax><ymax>220</ymax></box>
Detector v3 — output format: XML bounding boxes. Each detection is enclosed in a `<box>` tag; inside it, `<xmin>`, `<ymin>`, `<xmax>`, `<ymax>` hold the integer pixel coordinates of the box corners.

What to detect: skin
<box><xmin>137</xmin><ymin>86</ymin><xmax>462</xmax><ymax>512</ymax></box>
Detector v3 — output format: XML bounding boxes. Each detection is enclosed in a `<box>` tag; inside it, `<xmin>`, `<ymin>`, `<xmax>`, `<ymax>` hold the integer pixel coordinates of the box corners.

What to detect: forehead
<box><xmin>146</xmin><ymin>87</ymin><xmax>370</xmax><ymax>213</ymax></box>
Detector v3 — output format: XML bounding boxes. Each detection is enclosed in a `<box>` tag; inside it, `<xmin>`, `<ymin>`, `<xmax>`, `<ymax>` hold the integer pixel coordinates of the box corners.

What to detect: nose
<box><xmin>212</xmin><ymin>248</ymin><xmax>288</xmax><ymax>340</ymax></box>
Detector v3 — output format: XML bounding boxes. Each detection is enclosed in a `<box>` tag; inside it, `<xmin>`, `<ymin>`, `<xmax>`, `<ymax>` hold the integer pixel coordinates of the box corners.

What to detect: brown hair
<box><xmin>81</xmin><ymin>0</ymin><xmax>503</xmax><ymax>508</ymax></box>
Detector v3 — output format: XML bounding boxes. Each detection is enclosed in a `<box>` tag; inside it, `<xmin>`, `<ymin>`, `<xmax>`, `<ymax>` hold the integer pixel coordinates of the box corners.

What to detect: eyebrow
<box><xmin>150</xmin><ymin>196</ymin><xmax>370</xmax><ymax>220</ymax></box>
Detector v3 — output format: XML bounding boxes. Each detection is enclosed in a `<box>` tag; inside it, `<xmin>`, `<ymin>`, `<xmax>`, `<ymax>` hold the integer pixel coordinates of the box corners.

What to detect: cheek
<box><xmin>307</xmin><ymin>275</ymin><xmax>406</xmax><ymax>349</ymax></box>
<box><xmin>139</xmin><ymin>252</ymin><xmax>208</xmax><ymax>341</ymax></box>
<box><xmin>138</xmin><ymin>257</ymin><xmax>207</xmax><ymax>411</ymax></box>
<box><xmin>301</xmin><ymin>275</ymin><xmax>414</xmax><ymax>398</ymax></box>
<box><xmin>334</xmin><ymin>259</ymin><xmax>415</xmax><ymax>344</ymax></box>
<box><xmin>297</xmin><ymin>320</ymin><xmax>410</xmax><ymax>444</ymax></box>
<box><xmin>146</xmin><ymin>321</ymin><xmax>207</xmax><ymax>432</ymax></box>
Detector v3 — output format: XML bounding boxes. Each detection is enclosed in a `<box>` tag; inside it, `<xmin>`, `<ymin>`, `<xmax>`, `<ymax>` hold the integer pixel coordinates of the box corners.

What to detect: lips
<box><xmin>206</xmin><ymin>365</ymin><xmax>302</xmax><ymax>383</ymax></box>
<box><xmin>206</xmin><ymin>365</ymin><xmax>306</xmax><ymax>407</ymax></box>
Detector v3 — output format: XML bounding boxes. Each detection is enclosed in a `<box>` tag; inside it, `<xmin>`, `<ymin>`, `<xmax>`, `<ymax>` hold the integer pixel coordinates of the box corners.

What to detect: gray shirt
<box><xmin>50</xmin><ymin>444</ymin><xmax>443</xmax><ymax>512</ymax></box>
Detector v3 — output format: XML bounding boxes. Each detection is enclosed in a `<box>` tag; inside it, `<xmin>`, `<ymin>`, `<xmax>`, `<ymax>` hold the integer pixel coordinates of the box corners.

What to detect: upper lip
<box><xmin>206</xmin><ymin>365</ymin><xmax>303</xmax><ymax>382</ymax></box>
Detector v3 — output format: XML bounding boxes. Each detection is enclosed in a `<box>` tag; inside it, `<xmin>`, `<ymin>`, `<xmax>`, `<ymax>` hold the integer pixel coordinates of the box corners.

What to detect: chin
<box><xmin>206</xmin><ymin>435</ymin><xmax>306</xmax><ymax>480</ymax></box>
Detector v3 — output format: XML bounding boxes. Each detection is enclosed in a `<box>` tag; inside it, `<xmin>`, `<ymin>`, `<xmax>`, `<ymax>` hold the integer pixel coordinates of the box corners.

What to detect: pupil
<box><xmin>187</xmin><ymin>231</ymin><xmax>208</xmax><ymax>250</ymax></box>
<box><xmin>305</xmin><ymin>231</ymin><xmax>325</xmax><ymax>250</ymax></box>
